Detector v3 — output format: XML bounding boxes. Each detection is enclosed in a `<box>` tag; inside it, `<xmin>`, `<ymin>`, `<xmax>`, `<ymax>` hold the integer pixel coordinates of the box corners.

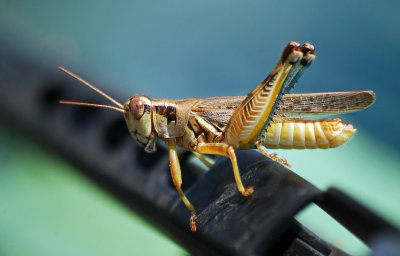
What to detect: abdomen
<box><xmin>261</xmin><ymin>118</ymin><xmax>356</xmax><ymax>149</ymax></box>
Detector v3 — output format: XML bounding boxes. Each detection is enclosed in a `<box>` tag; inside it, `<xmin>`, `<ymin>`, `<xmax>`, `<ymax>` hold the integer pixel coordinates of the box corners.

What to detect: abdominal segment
<box><xmin>261</xmin><ymin>118</ymin><xmax>356</xmax><ymax>149</ymax></box>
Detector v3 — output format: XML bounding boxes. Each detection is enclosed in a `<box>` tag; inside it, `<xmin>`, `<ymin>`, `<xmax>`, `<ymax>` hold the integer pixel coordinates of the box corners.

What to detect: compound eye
<box><xmin>130</xmin><ymin>97</ymin><xmax>145</xmax><ymax>120</ymax></box>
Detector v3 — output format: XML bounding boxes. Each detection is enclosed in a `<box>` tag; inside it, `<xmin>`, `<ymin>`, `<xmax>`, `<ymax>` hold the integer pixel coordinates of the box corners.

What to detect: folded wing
<box><xmin>191</xmin><ymin>90</ymin><xmax>376</xmax><ymax>128</ymax></box>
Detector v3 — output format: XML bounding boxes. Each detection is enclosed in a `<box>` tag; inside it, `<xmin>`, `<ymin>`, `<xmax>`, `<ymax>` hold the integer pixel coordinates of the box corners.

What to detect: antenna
<box><xmin>59</xmin><ymin>66</ymin><xmax>124</xmax><ymax>109</ymax></box>
<box><xmin>59</xmin><ymin>100</ymin><xmax>125</xmax><ymax>113</ymax></box>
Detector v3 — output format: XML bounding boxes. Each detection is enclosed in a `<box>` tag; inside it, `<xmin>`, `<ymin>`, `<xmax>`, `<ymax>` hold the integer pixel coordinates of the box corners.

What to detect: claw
<box><xmin>256</xmin><ymin>141</ymin><xmax>292</xmax><ymax>168</ymax></box>
<box><xmin>269</xmin><ymin>154</ymin><xmax>292</xmax><ymax>168</ymax></box>
<box><xmin>190</xmin><ymin>213</ymin><xmax>197</xmax><ymax>232</ymax></box>
<box><xmin>241</xmin><ymin>187</ymin><xmax>254</xmax><ymax>197</ymax></box>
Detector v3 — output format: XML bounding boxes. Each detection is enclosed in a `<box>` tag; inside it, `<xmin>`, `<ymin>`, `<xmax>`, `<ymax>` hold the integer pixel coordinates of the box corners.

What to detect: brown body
<box><xmin>59</xmin><ymin>42</ymin><xmax>375</xmax><ymax>232</ymax></box>
<box><xmin>149</xmin><ymin>90</ymin><xmax>374</xmax><ymax>152</ymax></box>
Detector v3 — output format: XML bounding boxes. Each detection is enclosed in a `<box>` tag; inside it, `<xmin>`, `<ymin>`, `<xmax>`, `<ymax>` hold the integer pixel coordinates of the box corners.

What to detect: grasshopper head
<box><xmin>57</xmin><ymin>67</ymin><xmax>158</xmax><ymax>152</ymax></box>
<box><xmin>124</xmin><ymin>95</ymin><xmax>157</xmax><ymax>152</ymax></box>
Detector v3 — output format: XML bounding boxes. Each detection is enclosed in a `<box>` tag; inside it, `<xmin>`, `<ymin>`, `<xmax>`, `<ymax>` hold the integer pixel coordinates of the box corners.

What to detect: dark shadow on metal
<box><xmin>1</xmin><ymin>44</ymin><xmax>399</xmax><ymax>256</ymax></box>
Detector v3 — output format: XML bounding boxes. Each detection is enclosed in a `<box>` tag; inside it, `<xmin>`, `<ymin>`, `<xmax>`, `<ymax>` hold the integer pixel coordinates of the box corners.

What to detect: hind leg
<box><xmin>256</xmin><ymin>141</ymin><xmax>291</xmax><ymax>168</ymax></box>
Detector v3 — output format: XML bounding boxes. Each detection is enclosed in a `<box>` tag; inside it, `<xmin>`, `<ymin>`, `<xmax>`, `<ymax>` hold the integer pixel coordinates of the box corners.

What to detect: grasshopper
<box><xmin>59</xmin><ymin>42</ymin><xmax>375</xmax><ymax>232</ymax></box>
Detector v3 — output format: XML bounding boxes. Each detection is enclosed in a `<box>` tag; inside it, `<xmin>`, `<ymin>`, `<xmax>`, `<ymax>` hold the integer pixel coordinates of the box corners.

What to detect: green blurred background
<box><xmin>0</xmin><ymin>1</ymin><xmax>399</xmax><ymax>255</ymax></box>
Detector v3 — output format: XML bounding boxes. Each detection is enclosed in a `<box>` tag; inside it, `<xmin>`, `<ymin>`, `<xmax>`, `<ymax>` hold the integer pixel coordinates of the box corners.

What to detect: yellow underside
<box><xmin>262</xmin><ymin>118</ymin><xmax>356</xmax><ymax>149</ymax></box>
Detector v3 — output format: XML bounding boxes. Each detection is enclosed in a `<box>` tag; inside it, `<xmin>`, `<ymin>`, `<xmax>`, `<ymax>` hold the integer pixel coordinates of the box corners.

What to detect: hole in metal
<box><xmin>103</xmin><ymin>118</ymin><xmax>130</xmax><ymax>150</ymax></box>
<box><xmin>133</xmin><ymin>142</ymin><xmax>166</xmax><ymax>169</ymax></box>
<box><xmin>70</xmin><ymin>103</ymin><xmax>101</xmax><ymax>128</ymax></box>
<box><xmin>40</xmin><ymin>81</ymin><xmax>65</xmax><ymax>112</ymax></box>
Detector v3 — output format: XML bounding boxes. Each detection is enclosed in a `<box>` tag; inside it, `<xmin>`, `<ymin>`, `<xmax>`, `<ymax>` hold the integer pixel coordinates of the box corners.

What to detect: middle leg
<box><xmin>196</xmin><ymin>143</ymin><xmax>254</xmax><ymax>196</ymax></box>
<box><xmin>192</xmin><ymin>151</ymin><xmax>214</xmax><ymax>168</ymax></box>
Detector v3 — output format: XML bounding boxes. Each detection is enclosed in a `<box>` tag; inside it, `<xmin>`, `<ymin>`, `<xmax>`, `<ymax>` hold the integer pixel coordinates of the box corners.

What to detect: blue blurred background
<box><xmin>0</xmin><ymin>1</ymin><xmax>399</xmax><ymax>255</ymax></box>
